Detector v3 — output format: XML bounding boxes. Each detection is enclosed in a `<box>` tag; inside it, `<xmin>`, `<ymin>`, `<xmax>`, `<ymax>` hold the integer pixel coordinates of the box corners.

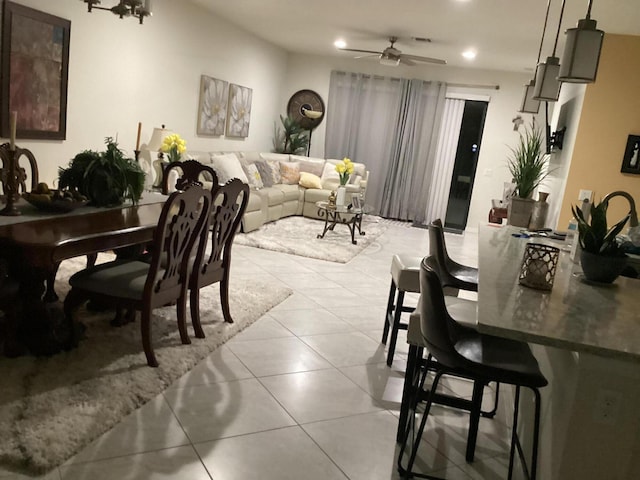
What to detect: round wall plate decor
<box><xmin>287</xmin><ymin>89</ymin><xmax>325</xmax><ymax>130</ymax></box>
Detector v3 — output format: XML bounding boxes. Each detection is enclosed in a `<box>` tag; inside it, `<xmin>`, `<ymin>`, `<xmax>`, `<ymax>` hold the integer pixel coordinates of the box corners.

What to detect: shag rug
<box><xmin>235</xmin><ymin>216</ymin><xmax>387</xmax><ymax>263</ymax></box>
<box><xmin>0</xmin><ymin>255</ymin><xmax>292</xmax><ymax>475</ymax></box>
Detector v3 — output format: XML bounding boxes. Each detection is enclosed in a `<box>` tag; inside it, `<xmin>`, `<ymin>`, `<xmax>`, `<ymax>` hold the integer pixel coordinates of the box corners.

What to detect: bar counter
<box><xmin>477</xmin><ymin>224</ymin><xmax>640</xmax><ymax>479</ymax></box>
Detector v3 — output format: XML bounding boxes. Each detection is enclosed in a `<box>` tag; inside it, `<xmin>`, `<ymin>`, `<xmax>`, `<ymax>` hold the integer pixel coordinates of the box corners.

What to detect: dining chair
<box><xmin>63</xmin><ymin>184</ymin><xmax>213</xmax><ymax>367</ymax></box>
<box><xmin>397</xmin><ymin>257</ymin><xmax>547</xmax><ymax>480</ymax></box>
<box><xmin>187</xmin><ymin>178</ymin><xmax>249</xmax><ymax>337</ymax></box>
<box><xmin>0</xmin><ymin>258</ymin><xmax>21</xmax><ymax>357</ymax></box>
<box><xmin>161</xmin><ymin>159</ymin><xmax>217</xmax><ymax>195</ymax></box>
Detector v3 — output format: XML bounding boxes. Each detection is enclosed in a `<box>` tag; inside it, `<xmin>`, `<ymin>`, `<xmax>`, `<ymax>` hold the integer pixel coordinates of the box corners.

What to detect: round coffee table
<box><xmin>315</xmin><ymin>201</ymin><xmax>369</xmax><ymax>245</ymax></box>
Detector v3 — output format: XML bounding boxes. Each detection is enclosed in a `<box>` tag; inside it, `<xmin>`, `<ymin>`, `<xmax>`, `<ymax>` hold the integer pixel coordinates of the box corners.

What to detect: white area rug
<box><xmin>0</xmin><ymin>255</ymin><xmax>292</xmax><ymax>475</ymax></box>
<box><xmin>235</xmin><ymin>216</ymin><xmax>387</xmax><ymax>263</ymax></box>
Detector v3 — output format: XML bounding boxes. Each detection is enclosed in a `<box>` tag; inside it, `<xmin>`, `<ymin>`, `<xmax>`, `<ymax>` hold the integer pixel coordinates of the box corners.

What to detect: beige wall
<box><xmin>558</xmin><ymin>34</ymin><xmax>640</xmax><ymax>229</ymax></box>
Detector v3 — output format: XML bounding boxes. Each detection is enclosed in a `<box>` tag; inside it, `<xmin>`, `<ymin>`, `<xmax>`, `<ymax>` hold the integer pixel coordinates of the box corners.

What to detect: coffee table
<box><xmin>315</xmin><ymin>201</ymin><xmax>368</xmax><ymax>245</ymax></box>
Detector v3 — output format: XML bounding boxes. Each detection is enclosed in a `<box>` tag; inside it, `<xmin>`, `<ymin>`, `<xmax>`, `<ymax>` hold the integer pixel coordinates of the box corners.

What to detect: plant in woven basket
<box><xmin>58</xmin><ymin>137</ymin><xmax>145</xmax><ymax>207</ymax></box>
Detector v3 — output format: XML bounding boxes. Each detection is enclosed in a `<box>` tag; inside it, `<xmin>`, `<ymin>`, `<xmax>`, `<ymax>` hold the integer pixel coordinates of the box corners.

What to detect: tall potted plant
<box><xmin>571</xmin><ymin>200</ymin><xmax>629</xmax><ymax>283</ymax></box>
<box><xmin>273</xmin><ymin>115</ymin><xmax>309</xmax><ymax>154</ymax></box>
<box><xmin>507</xmin><ymin>121</ymin><xmax>551</xmax><ymax>227</ymax></box>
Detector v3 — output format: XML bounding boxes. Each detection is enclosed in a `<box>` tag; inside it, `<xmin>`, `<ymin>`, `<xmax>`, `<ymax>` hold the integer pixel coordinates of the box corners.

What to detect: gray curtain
<box><xmin>325</xmin><ymin>71</ymin><xmax>445</xmax><ymax>221</ymax></box>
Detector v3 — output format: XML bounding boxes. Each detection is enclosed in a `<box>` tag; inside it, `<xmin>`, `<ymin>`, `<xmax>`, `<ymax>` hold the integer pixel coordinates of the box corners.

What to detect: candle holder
<box><xmin>519</xmin><ymin>242</ymin><xmax>560</xmax><ymax>290</ymax></box>
<box><xmin>0</xmin><ymin>143</ymin><xmax>21</xmax><ymax>217</ymax></box>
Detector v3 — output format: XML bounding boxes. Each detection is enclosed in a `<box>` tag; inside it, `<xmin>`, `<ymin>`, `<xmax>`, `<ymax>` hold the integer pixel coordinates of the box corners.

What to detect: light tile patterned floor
<box><xmin>6</xmin><ymin>220</ymin><xmax>518</xmax><ymax>480</ymax></box>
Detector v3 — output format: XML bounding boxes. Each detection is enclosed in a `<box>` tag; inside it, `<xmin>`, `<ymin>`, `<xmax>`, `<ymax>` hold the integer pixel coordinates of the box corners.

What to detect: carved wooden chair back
<box><xmin>161</xmin><ymin>159</ymin><xmax>218</xmax><ymax>195</ymax></box>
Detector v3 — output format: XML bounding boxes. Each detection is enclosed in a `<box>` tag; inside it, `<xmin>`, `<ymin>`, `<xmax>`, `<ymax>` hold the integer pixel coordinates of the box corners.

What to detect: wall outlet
<box><xmin>593</xmin><ymin>389</ymin><xmax>622</xmax><ymax>426</ymax></box>
<box><xmin>578</xmin><ymin>189</ymin><xmax>593</xmax><ymax>202</ymax></box>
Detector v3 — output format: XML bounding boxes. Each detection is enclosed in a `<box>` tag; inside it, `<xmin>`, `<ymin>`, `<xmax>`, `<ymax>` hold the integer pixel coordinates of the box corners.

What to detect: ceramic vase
<box><xmin>336</xmin><ymin>186</ymin><xmax>346</xmax><ymax>207</ymax></box>
<box><xmin>529</xmin><ymin>192</ymin><xmax>550</xmax><ymax>230</ymax></box>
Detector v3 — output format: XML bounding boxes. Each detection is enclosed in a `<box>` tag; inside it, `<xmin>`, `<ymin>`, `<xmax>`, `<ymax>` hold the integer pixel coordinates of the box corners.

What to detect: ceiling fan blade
<box><xmin>354</xmin><ymin>53</ymin><xmax>380</xmax><ymax>60</ymax></box>
<box><xmin>339</xmin><ymin>48</ymin><xmax>383</xmax><ymax>55</ymax></box>
<box><xmin>400</xmin><ymin>54</ymin><xmax>447</xmax><ymax>65</ymax></box>
<box><xmin>398</xmin><ymin>57</ymin><xmax>416</xmax><ymax>66</ymax></box>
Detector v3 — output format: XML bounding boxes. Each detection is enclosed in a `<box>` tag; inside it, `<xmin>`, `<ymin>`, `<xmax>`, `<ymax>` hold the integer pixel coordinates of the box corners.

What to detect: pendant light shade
<box><xmin>533</xmin><ymin>0</ymin><xmax>566</xmax><ymax>103</ymax></box>
<box><xmin>519</xmin><ymin>79</ymin><xmax>541</xmax><ymax>114</ymax></box>
<box><xmin>558</xmin><ymin>13</ymin><xmax>604</xmax><ymax>83</ymax></box>
<box><xmin>533</xmin><ymin>56</ymin><xmax>561</xmax><ymax>101</ymax></box>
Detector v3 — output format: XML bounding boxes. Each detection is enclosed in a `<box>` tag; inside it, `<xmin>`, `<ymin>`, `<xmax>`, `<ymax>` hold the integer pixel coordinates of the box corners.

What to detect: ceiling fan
<box><xmin>338</xmin><ymin>36</ymin><xmax>446</xmax><ymax>66</ymax></box>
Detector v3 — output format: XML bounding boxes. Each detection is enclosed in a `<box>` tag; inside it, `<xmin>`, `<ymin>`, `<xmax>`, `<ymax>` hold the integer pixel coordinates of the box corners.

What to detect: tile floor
<box><xmin>4</xmin><ymin>220</ymin><xmax>517</xmax><ymax>480</ymax></box>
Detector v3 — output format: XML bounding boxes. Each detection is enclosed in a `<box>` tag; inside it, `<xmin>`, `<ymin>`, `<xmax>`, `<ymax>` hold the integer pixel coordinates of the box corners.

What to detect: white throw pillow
<box><xmin>320</xmin><ymin>161</ymin><xmax>340</xmax><ymax>182</ymax></box>
<box><xmin>290</xmin><ymin>155</ymin><xmax>325</xmax><ymax>177</ymax></box>
<box><xmin>211</xmin><ymin>153</ymin><xmax>249</xmax><ymax>184</ymax></box>
<box><xmin>242</xmin><ymin>163</ymin><xmax>264</xmax><ymax>189</ymax></box>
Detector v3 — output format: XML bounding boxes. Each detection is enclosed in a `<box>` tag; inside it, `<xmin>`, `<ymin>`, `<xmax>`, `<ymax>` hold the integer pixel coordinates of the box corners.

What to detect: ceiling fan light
<box><xmin>380</xmin><ymin>56</ymin><xmax>400</xmax><ymax>66</ymax></box>
<box><xmin>533</xmin><ymin>56</ymin><xmax>561</xmax><ymax>102</ymax></box>
<box><xmin>558</xmin><ymin>18</ymin><xmax>604</xmax><ymax>83</ymax></box>
<box><xmin>518</xmin><ymin>79</ymin><xmax>541</xmax><ymax>114</ymax></box>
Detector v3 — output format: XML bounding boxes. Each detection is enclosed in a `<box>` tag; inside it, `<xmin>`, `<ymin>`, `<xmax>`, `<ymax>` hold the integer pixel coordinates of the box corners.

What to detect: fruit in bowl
<box><xmin>23</xmin><ymin>183</ymin><xmax>89</xmax><ymax>212</ymax></box>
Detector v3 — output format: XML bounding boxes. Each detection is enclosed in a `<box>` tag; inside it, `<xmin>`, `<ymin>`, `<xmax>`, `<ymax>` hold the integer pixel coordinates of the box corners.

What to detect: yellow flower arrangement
<box><xmin>160</xmin><ymin>133</ymin><xmax>187</xmax><ymax>163</ymax></box>
<box><xmin>335</xmin><ymin>157</ymin><xmax>355</xmax><ymax>185</ymax></box>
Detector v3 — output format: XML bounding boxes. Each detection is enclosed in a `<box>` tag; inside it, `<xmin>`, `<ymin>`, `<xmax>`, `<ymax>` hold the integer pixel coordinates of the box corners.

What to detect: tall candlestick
<box><xmin>9</xmin><ymin>111</ymin><xmax>17</xmax><ymax>150</ymax></box>
<box><xmin>136</xmin><ymin>122</ymin><xmax>142</xmax><ymax>151</ymax></box>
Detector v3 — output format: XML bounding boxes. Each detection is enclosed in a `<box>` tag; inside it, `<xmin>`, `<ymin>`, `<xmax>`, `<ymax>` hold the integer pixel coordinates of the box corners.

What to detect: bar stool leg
<box><xmin>382</xmin><ymin>279</ymin><xmax>397</xmax><ymax>344</ymax></box>
<box><xmin>465</xmin><ymin>381</ymin><xmax>485</xmax><ymax>462</ymax></box>
<box><xmin>386</xmin><ymin>289</ymin><xmax>405</xmax><ymax>366</ymax></box>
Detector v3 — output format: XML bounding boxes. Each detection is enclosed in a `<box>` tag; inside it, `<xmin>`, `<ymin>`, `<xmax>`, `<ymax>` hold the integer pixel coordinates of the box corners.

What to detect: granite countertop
<box><xmin>477</xmin><ymin>224</ymin><xmax>640</xmax><ymax>363</ymax></box>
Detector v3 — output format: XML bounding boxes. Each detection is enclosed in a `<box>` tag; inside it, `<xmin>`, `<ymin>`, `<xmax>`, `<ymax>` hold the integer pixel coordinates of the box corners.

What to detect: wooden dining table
<box><xmin>0</xmin><ymin>193</ymin><xmax>167</xmax><ymax>355</ymax></box>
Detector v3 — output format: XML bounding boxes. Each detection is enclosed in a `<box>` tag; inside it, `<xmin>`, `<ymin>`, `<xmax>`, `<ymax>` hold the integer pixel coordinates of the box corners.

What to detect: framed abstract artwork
<box><xmin>1</xmin><ymin>1</ymin><xmax>71</xmax><ymax>140</ymax></box>
<box><xmin>226</xmin><ymin>83</ymin><xmax>252</xmax><ymax>138</ymax></box>
<box><xmin>620</xmin><ymin>134</ymin><xmax>640</xmax><ymax>174</ymax></box>
<box><xmin>196</xmin><ymin>75</ymin><xmax>228</xmax><ymax>136</ymax></box>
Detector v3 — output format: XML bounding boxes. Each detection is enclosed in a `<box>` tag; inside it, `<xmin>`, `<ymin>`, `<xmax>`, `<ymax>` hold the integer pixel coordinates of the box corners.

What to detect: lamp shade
<box><xmin>147</xmin><ymin>126</ymin><xmax>174</xmax><ymax>151</ymax></box>
<box><xmin>533</xmin><ymin>56</ymin><xmax>561</xmax><ymax>102</ymax></box>
<box><xmin>558</xmin><ymin>18</ymin><xmax>604</xmax><ymax>83</ymax></box>
<box><xmin>519</xmin><ymin>79</ymin><xmax>541</xmax><ymax>114</ymax></box>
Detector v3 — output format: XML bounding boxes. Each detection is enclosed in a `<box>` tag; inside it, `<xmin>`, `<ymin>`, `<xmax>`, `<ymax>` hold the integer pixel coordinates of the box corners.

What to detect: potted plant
<box><xmin>273</xmin><ymin>115</ymin><xmax>309</xmax><ymax>154</ymax></box>
<box><xmin>571</xmin><ymin>200</ymin><xmax>630</xmax><ymax>283</ymax></box>
<box><xmin>59</xmin><ymin>137</ymin><xmax>145</xmax><ymax>207</ymax></box>
<box><xmin>506</xmin><ymin>121</ymin><xmax>551</xmax><ymax>227</ymax></box>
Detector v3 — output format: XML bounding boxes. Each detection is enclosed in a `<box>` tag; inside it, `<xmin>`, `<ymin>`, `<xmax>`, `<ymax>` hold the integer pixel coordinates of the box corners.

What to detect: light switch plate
<box><xmin>578</xmin><ymin>189</ymin><xmax>593</xmax><ymax>202</ymax></box>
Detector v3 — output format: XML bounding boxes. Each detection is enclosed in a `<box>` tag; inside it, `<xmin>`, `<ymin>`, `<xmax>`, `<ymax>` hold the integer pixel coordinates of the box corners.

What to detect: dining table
<box><xmin>0</xmin><ymin>192</ymin><xmax>167</xmax><ymax>356</ymax></box>
<box><xmin>477</xmin><ymin>224</ymin><xmax>640</xmax><ymax>480</ymax></box>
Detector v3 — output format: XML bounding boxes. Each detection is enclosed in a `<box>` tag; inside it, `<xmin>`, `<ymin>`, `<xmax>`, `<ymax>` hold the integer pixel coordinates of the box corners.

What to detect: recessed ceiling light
<box><xmin>462</xmin><ymin>49</ymin><xmax>477</xmax><ymax>60</ymax></box>
<box><xmin>334</xmin><ymin>39</ymin><xmax>346</xmax><ymax>49</ymax></box>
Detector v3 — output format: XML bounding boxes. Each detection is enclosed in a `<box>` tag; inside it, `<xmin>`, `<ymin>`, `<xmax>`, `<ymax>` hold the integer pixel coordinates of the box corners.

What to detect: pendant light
<box><xmin>519</xmin><ymin>0</ymin><xmax>552</xmax><ymax>114</ymax></box>
<box><xmin>533</xmin><ymin>0</ymin><xmax>566</xmax><ymax>102</ymax></box>
<box><xmin>558</xmin><ymin>0</ymin><xmax>604</xmax><ymax>83</ymax></box>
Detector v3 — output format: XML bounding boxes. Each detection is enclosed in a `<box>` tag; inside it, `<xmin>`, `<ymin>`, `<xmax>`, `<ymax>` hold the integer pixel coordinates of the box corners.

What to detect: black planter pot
<box><xmin>580</xmin><ymin>250</ymin><xmax>628</xmax><ymax>284</ymax></box>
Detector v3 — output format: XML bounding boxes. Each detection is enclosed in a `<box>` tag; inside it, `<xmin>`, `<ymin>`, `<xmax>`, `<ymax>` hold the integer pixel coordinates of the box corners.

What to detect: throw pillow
<box><xmin>254</xmin><ymin>160</ymin><xmax>274</xmax><ymax>188</ymax></box>
<box><xmin>243</xmin><ymin>163</ymin><xmax>263</xmax><ymax>189</ymax></box>
<box><xmin>320</xmin><ymin>161</ymin><xmax>340</xmax><ymax>182</ymax></box>
<box><xmin>211</xmin><ymin>153</ymin><xmax>249</xmax><ymax>184</ymax></box>
<box><xmin>280</xmin><ymin>161</ymin><xmax>300</xmax><ymax>185</ymax></box>
<box><xmin>266</xmin><ymin>160</ymin><xmax>282</xmax><ymax>184</ymax></box>
<box><xmin>290</xmin><ymin>155</ymin><xmax>325</xmax><ymax>177</ymax></box>
<box><xmin>298</xmin><ymin>172</ymin><xmax>322</xmax><ymax>189</ymax></box>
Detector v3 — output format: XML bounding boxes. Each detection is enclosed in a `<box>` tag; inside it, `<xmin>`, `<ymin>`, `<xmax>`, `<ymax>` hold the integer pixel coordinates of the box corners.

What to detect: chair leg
<box><xmin>386</xmin><ymin>289</ymin><xmax>405</xmax><ymax>366</ymax></box>
<box><xmin>398</xmin><ymin>370</ymin><xmax>445</xmax><ymax>479</ymax></box>
<box><xmin>190</xmin><ymin>287</ymin><xmax>205</xmax><ymax>338</ymax></box>
<box><xmin>466</xmin><ymin>381</ymin><xmax>485</xmax><ymax>462</ymax></box>
<box><xmin>176</xmin><ymin>293</ymin><xmax>191</xmax><ymax>345</ymax></box>
<box><xmin>529</xmin><ymin>387</ymin><xmax>542</xmax><ymax>480</ymax></box>
<box><xmin>382</xmin><ymin>279</ymin><xmax>397</xmax><ymax>344</ymax></box>
<box><xmin>220</xmin><ymin>273</ymin><xmax>233</xmax><ymax>324</ymax></box>
<box><xmin>507</xmin><ymin>385</ymin><xmax>521</xmax><ymax>480</ymax></box>
<box><xmin>140</xmin><ymin>309</ymin><xmax>158</xmax><ymax>367</ymax></box>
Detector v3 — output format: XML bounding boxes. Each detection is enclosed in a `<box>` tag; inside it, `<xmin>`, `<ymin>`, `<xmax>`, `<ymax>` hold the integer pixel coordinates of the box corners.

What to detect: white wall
<box><xmin>5</xmin><ymin>0</ymin><xmax>288</xmax><ymax>184</ymax></box>
<box><xmin>282</xmin><ymin>53</ymin><xmax>535</xmax><ymax>230</ymax></box>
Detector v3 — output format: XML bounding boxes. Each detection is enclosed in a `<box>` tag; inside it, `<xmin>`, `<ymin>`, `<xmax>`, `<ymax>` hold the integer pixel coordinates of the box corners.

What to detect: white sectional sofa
<box><xmin>171</xmin><ymin>151</ymin><xmax>369</xmax><ymax>233</ymax></box>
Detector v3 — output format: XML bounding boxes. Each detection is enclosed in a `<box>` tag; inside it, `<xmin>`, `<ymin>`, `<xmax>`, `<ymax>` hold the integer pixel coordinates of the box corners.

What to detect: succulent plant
<box><xmin>571</xmin><ymin>200</ymin><xmax>630</xmax><ymax>257</ymax></box>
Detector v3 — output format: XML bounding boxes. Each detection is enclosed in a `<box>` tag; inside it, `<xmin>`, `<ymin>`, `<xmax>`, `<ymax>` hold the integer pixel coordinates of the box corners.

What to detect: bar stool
<box><xmin>428</xmin><ymin>219</ymin><xmax>478</xmax><ymax>292</ymax></box>
<box><xmin>382</xmin><ymin>254</ymin><xmax>421</xmax><ymax>366</ymax></box>
<box><xmin>398</xmin><ymin>258</ymin><xmax>547</xmax><ymax>480</ymax></box>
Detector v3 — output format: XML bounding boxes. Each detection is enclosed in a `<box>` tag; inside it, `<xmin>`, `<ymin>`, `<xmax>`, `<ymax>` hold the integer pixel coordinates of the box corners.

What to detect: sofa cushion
<box><xmin>304</xmin><ymin>188</ymin><xmax>333</xmax><ymax>203</ymax></box>
<box><xmin>291</xmin><ymin>155</ymin><xmax>325</xmax><ymax>177</ymax></box>
<box><xmin>239</xmin><ymin>151</ymin><xmax>261</xmax><ymax>162</ymax></box>
<box><xmin>211</xmin><ymin>153</ymin><xmax>249</xmax><ymax>183</ymax></box>
<box><xmin>272</xmin><ymin>184</ymin><xmax>302</xmax><ymax>202</ymax></box>
<box><xmin>280</xmin><ymin>161</ymin><xmax>300</xmax><ymax>185</ymax></box>
<box><xmin>243</xmin><ymin>163</ymin><xmax>263</xmax><ymax>189</ymax></box>
<box><xmin>260</xmin><ymin>152</ymin><xmax>290</xmax><ymax>163</ymax></box>
<box><xmin>254</xmin><ymin>160</ymin><xmax>280</xmax><ymax>187</ymax></box>
<box><xmin>299</xmin><ymin>172</ymin><xmax>322</xmax><ymax>189</ymax></box>
<box><xmin>261</xmin><ymin>187</ymin><xmax>285</xmax><ymax>206</ymax></box>
<box><xmin>245</xmin><ymin>190</ymin><xmax>263</xmax><ymax>212</ymax></box>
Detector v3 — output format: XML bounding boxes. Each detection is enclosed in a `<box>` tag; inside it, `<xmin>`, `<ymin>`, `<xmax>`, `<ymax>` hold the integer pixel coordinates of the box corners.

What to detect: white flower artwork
<box><xmin>226</xmin><ymin>83</ymin><xmax>252</xmax><ymax>138</ymax></box>
<box><xmin>197</xmin><ymin>75</ymin><xmax>228</xmax><ymax>136</ymax></box>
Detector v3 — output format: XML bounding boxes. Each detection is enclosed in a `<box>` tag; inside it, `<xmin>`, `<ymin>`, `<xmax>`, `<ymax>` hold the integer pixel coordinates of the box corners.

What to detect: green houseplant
<box><xmin>59</xmin><ymin>137</ymin><xmax>145</xmax><ymax>207</ymax></box>
<box><xmin>273</xmin><ymin>115</ymin><xmax>309</xmax><ymax>154</ymax></box>
<box><xmin>506</xmin><ymin>121</ymin><xmax>551</xmax><ymax>227</ymax></box>
<box><xmin>571</xmin><ymin>200</ymin><xmax>630</xmax><ymax>283</ymax></box>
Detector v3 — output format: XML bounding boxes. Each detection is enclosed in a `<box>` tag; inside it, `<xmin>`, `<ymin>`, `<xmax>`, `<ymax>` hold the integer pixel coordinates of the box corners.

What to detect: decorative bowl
<box><xmin>22</xmin><ymin>191</ymin><xmax>89</xmax><ymax>213</ymax></box>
